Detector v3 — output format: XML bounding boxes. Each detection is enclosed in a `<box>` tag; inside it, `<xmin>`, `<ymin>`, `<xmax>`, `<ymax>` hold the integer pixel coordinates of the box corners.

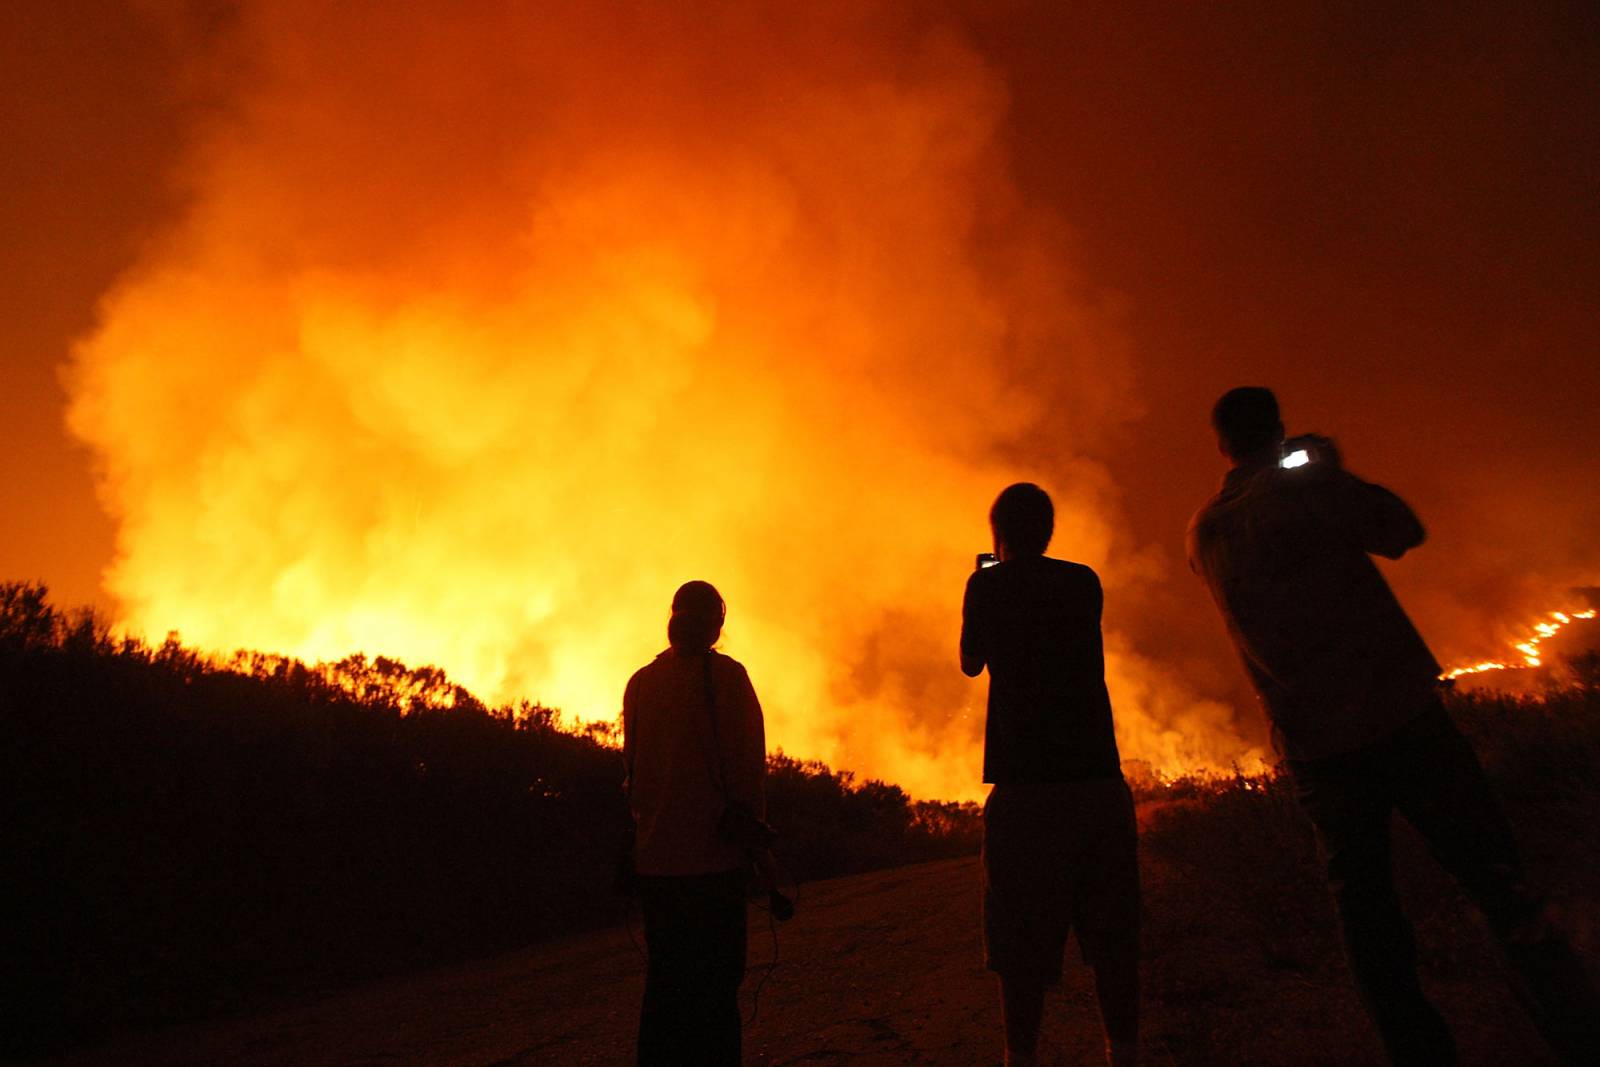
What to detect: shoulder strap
<box><xmin>701</xmin><ymin>651</ymin><xmax>730</xmax><ymax>801</ymax></box>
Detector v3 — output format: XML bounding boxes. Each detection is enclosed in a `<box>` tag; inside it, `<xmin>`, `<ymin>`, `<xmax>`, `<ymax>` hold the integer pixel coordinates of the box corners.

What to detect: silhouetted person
<box><xmin>1188</xmin><ymin>386</ymin><xmax>1599</xmax><ymax>1066</ymax></box>
<box><xmin>961</xmin><ymin>483</ymin><xmax>1141</xmax><ymax>1067</ymax></box>
<box><xmin>623</xmin><ymin>581</ymin><xmax>765</xmax><ymax>1067</ymax></box>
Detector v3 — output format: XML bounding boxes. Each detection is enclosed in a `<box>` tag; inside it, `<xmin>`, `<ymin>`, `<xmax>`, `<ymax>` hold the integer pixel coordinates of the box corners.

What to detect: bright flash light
<box><xmin>1280</xmin><ymin>449</ymin><xmax>1310</xmax><ymax>469</ymax></box>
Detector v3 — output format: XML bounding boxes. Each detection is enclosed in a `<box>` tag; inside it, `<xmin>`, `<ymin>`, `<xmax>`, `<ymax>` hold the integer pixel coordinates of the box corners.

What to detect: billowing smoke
<box><xmin>67</xmin><ymin>1</ymin><xmax>1264</xmax><ymax>799</ymax></box>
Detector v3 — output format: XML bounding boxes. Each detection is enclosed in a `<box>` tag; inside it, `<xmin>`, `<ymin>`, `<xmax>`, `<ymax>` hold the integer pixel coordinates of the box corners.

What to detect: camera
<box><xmin>976</xmin><ymin>552</ymin><xmax>999</xmax><ymax>570</ymax></box>
<box><xmin>1280</xmin><ymin>435</ymin><xmax>1318</xmax><ymax>470</ymax></box>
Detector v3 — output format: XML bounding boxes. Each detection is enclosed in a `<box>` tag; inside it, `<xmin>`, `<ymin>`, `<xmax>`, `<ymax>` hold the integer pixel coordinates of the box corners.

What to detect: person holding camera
<box><xmin>961</xmin><ymin>483</ymin><xmax>1141</xmax><ymax>1067</ymax></box>
<box><xmin>623</xmin><ymin>580</ymin><xmax>767</xmax><ymax>1067</ymax></box>
<box><xmin>1188</xmin><ymin>386</ymin><xmax>1598</xmax><ymax>1065</ymax></box>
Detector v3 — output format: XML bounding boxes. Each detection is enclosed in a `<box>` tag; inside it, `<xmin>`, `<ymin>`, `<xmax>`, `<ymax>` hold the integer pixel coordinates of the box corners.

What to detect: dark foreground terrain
<box><xmin>38</xmin><ymin>796</ymin><xmax>1591</xmax><ymax>1066</ymax></box>
<box><xmin>0</xmin><ymin>582</ymin><xmax>978</xmax><ymax>1057</ymax></box>
<box><xmin>9</xmin><ymin>584</ymin><xmax>1597</xmax><ymax>1063</ymax></box>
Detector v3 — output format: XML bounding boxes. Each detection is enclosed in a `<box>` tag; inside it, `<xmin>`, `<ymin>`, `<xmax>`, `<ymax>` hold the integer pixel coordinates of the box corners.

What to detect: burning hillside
<box><xmin>1442</xmin><ymin>589</ymin><xmax>1600</xmax><ymax>689</ymax></box>
<box><xmin>64</xmin><ymin>2</ymin><xmax>1266</xmax><ymax>800</ymax></box>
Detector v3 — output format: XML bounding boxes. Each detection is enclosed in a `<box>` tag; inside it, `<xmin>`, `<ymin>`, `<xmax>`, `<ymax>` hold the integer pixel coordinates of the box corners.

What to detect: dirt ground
<box><xmin>37</xmin><ymin>804</ymin><xmax>1574</xmax><ymax>1066</ymax></box>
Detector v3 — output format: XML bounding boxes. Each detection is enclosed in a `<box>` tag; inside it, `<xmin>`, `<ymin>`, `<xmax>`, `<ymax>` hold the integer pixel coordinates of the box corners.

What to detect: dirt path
<box><xmin>41</xmin><ymin>832</ymin><xmax>1564</xmax><ymax>1065</ymax></box>
<box><xmin>42</xmin><ymin>860</ymin><xmax>1006</xmax><ymax>1067</ymax></box>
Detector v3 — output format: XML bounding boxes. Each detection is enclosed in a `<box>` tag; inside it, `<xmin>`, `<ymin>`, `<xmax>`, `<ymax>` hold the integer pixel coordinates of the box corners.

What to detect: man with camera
<box><xmin>961</xmin><ymin>482</ymin><xmax>1141</xmax><ymax>1067</ymax></box>
<box><xmin>1188</xmin><ymin>386</ymin><xmax>1598</xmax><ymax>1065</ymax></box>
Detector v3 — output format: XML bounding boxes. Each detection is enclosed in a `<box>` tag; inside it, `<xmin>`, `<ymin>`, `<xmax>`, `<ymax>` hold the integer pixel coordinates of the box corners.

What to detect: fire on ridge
<box><xmin>1442</xmin><ymin>608</ymin><xmax>1599</xmax><ymax>681</ymax></box>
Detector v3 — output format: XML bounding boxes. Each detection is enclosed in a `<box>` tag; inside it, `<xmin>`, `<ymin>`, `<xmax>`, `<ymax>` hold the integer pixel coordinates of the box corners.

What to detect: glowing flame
<box><xmin>1441</xmin><ymin>609</ymin><xmax>1596</xmax><ymax>680</ymax></box>
<box><xmin>63</xmin><ymin>3</ymin><xmax>1269</xmax><ymax>800</ymax></box>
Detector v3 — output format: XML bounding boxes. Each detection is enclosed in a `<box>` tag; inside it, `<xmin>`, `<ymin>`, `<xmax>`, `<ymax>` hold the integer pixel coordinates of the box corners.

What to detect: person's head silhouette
<box><xmin>989</xmin><ymin>483</ymin><xmax>1053</xmax><ymax>561</ymax></box>
<box><xmin>1211</xmin><ymin>386</ymin><xmax>1285</xmax><ymax>465</ymax></box>
<box><xmin>668</xmin><ymin>580</ymin><xmax>725</xmax><ymax>654</ymax></box>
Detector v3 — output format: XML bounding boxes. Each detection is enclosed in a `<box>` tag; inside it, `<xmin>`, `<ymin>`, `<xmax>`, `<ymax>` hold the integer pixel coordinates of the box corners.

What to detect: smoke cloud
<box><xmin>67</xmin><ymin>1</ymin><xmax>1264</xmax><ymax>799</ymax></box>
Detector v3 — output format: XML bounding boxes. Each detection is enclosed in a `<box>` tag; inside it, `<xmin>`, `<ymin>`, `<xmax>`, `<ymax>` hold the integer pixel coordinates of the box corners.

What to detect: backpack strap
<box><xmin>701</xmin><ymin>651</ymin><xmax>730</xmax><ymax>802</ymax></box>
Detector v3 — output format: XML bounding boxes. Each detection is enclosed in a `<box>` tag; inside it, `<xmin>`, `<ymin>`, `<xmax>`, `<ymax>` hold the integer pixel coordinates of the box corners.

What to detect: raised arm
<box><xmin>621</xmin><ymin>673</ymin><xmax>638</xmax><ymax>794</ymax></box>
<box><xmin>1335</xmin><ymin>471</ymin><xmax>1426</xmax><ymax>560</ymax></box>
<box><xmin>960</xmin><ymin>572</ymin><xmax>986</xmax><ymax>677</ymax></box>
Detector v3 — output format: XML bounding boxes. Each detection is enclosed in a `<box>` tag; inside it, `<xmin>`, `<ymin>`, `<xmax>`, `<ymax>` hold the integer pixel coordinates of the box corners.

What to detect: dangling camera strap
<box><xmin>699</xmin><ymin>651</ymin><xmax>792</xmax><ymax>1026</ymax></box>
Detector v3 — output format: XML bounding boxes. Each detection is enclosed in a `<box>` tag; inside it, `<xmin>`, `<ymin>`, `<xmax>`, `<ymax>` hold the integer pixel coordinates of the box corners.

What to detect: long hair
<box><xmin>667</xmin><ymin>580</ymin><xmax>725</xmax><ymax>654</ymax></box>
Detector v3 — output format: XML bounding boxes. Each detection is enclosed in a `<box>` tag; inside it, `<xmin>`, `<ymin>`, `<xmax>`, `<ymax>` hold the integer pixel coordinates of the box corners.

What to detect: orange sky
<box><xmin>2</xmin><ymin>2</ymin><xmax>1596</xmax><ymax>795</ymax></box>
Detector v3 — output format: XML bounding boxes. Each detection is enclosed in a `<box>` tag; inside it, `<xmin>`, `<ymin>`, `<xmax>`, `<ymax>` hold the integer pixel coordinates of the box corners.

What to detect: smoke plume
<box><xmin>68</xmin><ymin>1</ymin><xmax>1264</xmax><ymax>799</ymax></box>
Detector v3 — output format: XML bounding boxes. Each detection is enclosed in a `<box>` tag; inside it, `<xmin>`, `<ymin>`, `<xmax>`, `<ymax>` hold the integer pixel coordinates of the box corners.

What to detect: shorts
<box><xmin>982</xmin><ymin>777</ymin><xmax>1140</xmax><ymax>982</ymax></box>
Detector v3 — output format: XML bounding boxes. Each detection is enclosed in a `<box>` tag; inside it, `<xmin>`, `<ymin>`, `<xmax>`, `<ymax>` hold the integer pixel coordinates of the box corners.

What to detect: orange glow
<box><xmin>1441</xmin><ymin>609</ymin><xmax>1596</xmax><ymax>681</ymax></box>
<box><xmin>64</xmin><ymin>3</ymin><xmax>1267</xmax><ymax>800</ymax></box>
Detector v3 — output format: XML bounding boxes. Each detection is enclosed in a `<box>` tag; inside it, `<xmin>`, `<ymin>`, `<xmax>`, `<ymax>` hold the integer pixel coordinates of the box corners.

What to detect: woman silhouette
<box><xmin>623</xmin><ymin>580</ymin><xmax>766</xmax><ymax>1066</ymax></box>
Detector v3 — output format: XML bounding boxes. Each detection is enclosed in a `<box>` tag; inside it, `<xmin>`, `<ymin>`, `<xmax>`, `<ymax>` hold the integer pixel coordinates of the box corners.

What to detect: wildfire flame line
<box><xmin>1440</xmin><ymin>609</ymin><xmax>1597</xmax><ymax>680</ymax></box>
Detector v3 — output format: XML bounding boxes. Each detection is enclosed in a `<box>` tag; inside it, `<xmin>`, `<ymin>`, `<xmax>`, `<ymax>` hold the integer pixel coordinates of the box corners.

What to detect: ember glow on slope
<box><xmin>1442</xmin><ymin>609</ymin><xmax>1598</xmax><ymax>680</ymax></box>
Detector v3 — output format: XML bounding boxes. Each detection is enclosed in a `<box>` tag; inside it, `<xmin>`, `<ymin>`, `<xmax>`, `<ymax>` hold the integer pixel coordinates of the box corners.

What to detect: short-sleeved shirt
<box><xmin>961</xmin><ymin>556</ymin><xmax>1122</xmax><ymax>783</ymax></box>
<box><xmin>1187</xmin><ymin>461</ymin><xmax>1441</xmax><ymax>761</ymax></box>
<box><xmin>623</xmin><ymin>649</ymin><xmax>766</xmax><ymax>876</ymax></box>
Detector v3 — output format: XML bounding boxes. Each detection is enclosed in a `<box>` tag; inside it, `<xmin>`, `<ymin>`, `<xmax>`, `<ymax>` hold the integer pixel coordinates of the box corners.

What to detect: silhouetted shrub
<box><xmin>766</xmin><ymin>754</ymin><xmax>981</xmax><ymax>880</ymax></box>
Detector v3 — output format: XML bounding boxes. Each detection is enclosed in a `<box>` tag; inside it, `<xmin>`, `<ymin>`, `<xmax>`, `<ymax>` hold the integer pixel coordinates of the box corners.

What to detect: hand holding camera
<box><xmin>1280</xmin><ymin>433</ymin><xmax>1343</xmax><ymax>471</ymax></box>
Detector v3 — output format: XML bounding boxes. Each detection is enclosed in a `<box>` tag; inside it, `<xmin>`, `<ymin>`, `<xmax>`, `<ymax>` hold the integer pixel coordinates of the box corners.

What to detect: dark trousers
<box><xmin>637</xmin><ymin>868</ymin><xmax>747</xmax><ymax>1067</ymax></box>
<box><xmin>1289</xmin><ymin>703</ymin><xmax>1599</xmax><ymax>1066</ymax></box>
